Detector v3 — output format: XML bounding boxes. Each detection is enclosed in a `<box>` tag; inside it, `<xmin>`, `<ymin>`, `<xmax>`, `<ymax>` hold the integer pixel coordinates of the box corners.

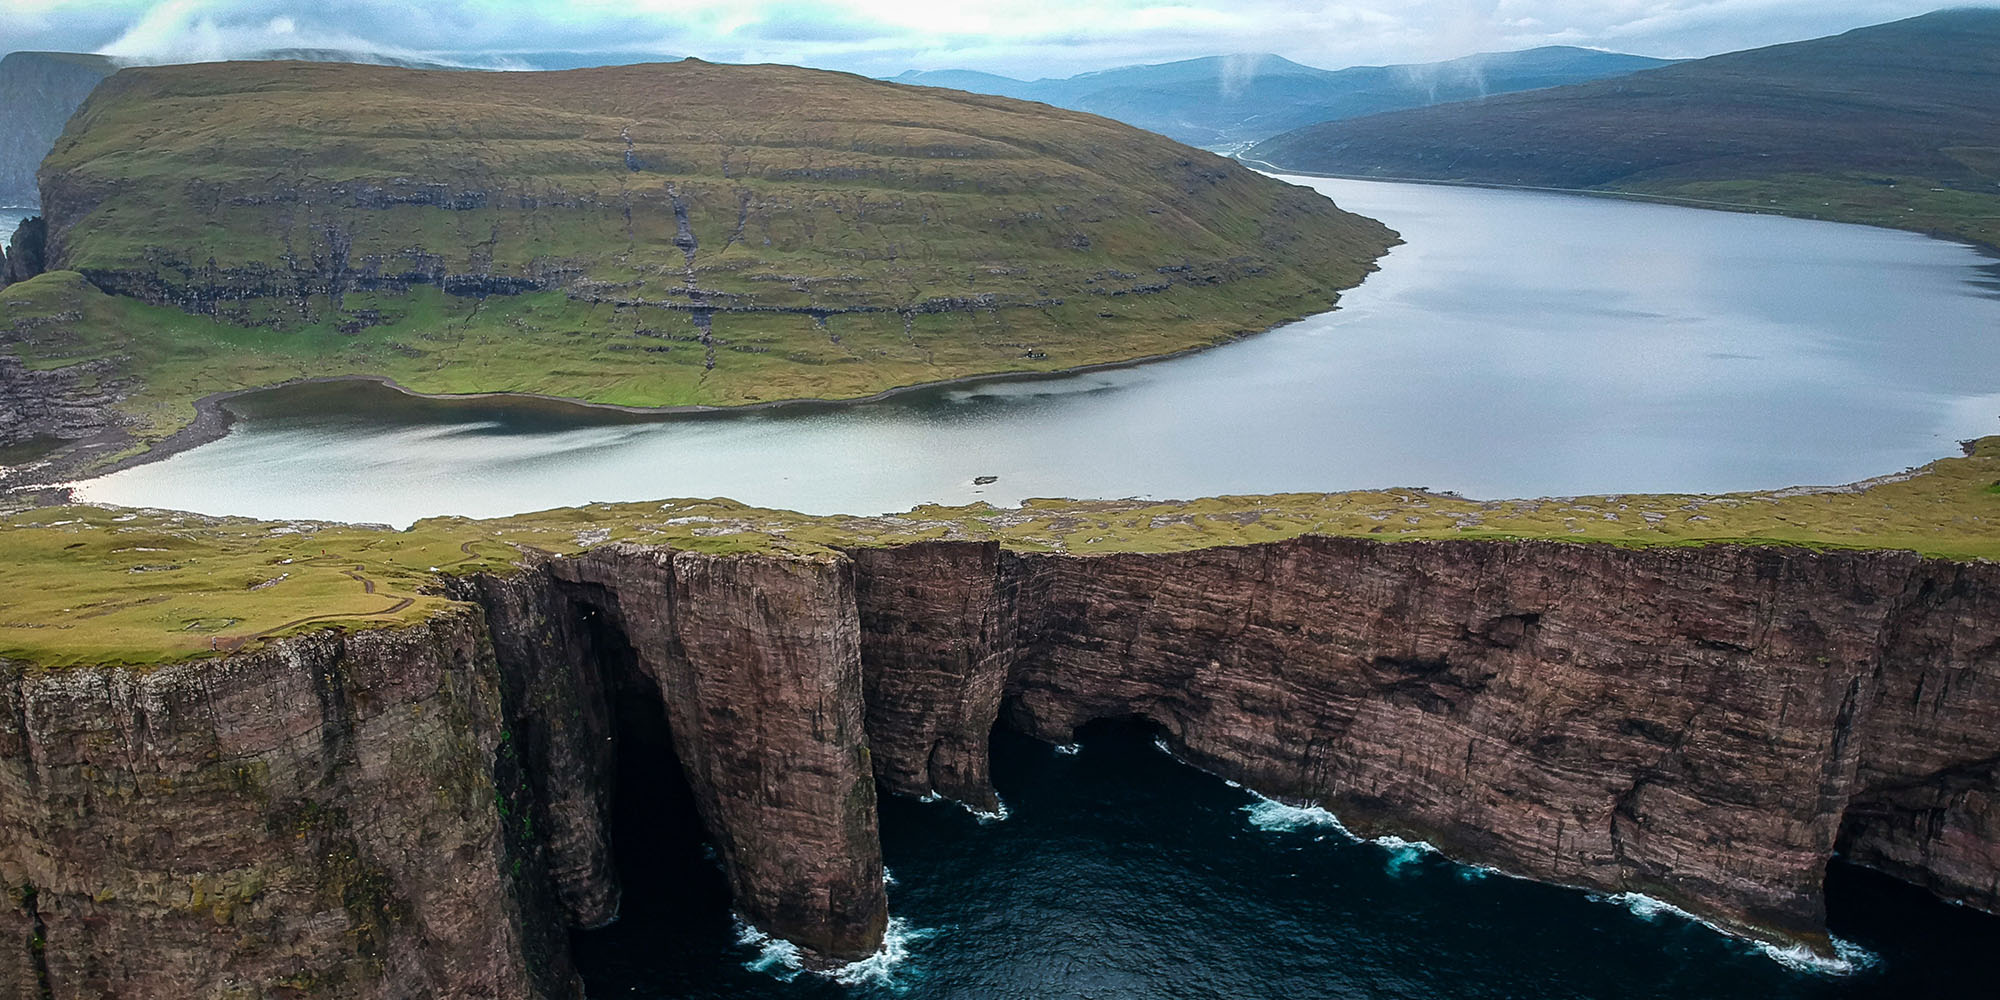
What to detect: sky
<box><xmin>0</xmin><ymin>0</ymin><xmax>1979</xmax><ymax>79</ymax></box>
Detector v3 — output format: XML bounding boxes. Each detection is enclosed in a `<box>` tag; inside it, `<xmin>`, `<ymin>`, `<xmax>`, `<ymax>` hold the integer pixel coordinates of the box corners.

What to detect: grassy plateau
<box><xmin>4</xmin><ymin>438</ymin><xmax>1996</xmax><ymax>669</ymax></box>
<box><xmin>4</xmin><ymin>57</ymin><xmax>1392</xmax><ymax>467</ymax></box>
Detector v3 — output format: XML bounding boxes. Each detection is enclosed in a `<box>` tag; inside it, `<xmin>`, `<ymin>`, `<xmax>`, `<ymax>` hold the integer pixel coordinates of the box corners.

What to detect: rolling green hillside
<box><xmin>4</xmin><ymin>58</ymin><xmax>1392</xmax><ymax>461</ymax></box>
<box><xmin>1246</xmin><ymin>9</ymin><xmax>2000</xmax><ymax>248</ymax></box>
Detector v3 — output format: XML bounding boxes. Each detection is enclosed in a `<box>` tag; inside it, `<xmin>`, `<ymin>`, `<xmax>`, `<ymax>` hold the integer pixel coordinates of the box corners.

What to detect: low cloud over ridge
<box><xmin>2</xmin><ymin>0</ymin><xmax>1980</xmax><ymax>78</ymax></box>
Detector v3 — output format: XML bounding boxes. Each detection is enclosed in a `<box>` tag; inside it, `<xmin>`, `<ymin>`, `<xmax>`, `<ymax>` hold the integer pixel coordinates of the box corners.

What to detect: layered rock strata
<box><xmin>0</xmin><ymin>612</ymin><xmax>563</xmax><ymax>999</ymax></box>
<box><xmin>4</xmin><ymin>535</ymin><xmax>1998</xmax><ymax>998</ymax></box>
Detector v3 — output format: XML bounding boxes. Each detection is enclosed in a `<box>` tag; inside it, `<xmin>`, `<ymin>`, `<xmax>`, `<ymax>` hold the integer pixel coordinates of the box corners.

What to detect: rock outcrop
<box><xmin>5</xmin><ymin>534</ymin><xmax>1998</xmax><ymax>997</ymax></box>
<box><xmin>0</xmin><ymin>354</ymin><xmax>130</xmax><ymax>453</ymax></box>
<box><xmin>0</xmin><ymin>220</ymin><xmax>44</xmax><ymax>288</ymax></box>
<box><xmin>0</xmin><ymin>612</ymin><xmax>563</xmax><ymax>999</ymax></box>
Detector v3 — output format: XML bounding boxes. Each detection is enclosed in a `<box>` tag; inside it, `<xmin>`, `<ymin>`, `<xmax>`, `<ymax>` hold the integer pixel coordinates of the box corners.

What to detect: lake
<box><xmin>72</xmin><ymin>177</ymin><xmax>2000</xmax><ymax>527</ymax></box>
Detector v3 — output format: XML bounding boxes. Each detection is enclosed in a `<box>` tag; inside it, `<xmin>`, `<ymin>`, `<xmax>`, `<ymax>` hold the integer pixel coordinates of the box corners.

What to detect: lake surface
<box><xmin>73</xmin><ymin>177</ymin><xmax>2000</xmax><ymax>526</ymax></box>
<box><xmin>573</xmin><ymin>720</ymin><xmax>1995</xmax><ymax>999</ymax></box>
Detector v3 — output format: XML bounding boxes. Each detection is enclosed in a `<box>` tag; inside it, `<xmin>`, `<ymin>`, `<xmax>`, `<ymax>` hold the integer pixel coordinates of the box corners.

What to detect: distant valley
<box><xmin>889</xmin><ymin>46</ymin><xmax>1672</xmax><ymax>149</ymax></box>
<box><xmin>1245</xmin><ymin>9</ymin><xmax>2000</xmax><ymax>249</ymax></box>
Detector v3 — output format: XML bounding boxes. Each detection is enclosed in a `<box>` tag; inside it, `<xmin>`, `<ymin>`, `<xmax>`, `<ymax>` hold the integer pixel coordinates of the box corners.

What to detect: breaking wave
<box><xmin>1590</xmin><ymin>892</ymin><xmax>1880</xmax><ymax>975</ymax></box>
<box><xmin>917</xmin><ymin>790</ymin><xmax>1011</xmax><ymax>824</ymax></box>
<box><xmin>1241</xmin><ymin>796</ymin><xmax>1353</xmax><ymax>835</ymax></box>
<box><xmin>736</xmin><ymin>917</ymin><xmax>937</xmax><ymax>989</ymax></box>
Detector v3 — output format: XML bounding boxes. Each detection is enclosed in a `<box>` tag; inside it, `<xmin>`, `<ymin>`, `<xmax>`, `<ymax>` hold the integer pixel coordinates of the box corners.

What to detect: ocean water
<box><xmin>572</xmin><ymin>721</ymin><xmax>1995</xmax><ymax>999</ymax></box>
<box><xmin>1</xmin><ymin>206</ymin><xmax>33</xmax><ymax>249</ymax></box>
<box><xmin>74</xmin><ymin>178</ymin><xmax>2000</xmax><ymax>526</ymax></box>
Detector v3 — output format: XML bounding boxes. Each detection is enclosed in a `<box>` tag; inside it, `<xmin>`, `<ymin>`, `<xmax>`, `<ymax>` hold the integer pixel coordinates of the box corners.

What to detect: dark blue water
<box><xmin>573</xmin><ymin>721</ymin><xmax>1995</xmax><ymax>998</ymax></box>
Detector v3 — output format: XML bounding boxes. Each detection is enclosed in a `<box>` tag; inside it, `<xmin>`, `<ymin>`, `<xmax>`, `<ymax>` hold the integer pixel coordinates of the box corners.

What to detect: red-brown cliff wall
<box><xmin>851</xmin><ymin>537</ymin><xmax>2000</xmax><ymax>954</ymax></box>
<box><xmin>0</xmin><ymin>612</ymin><xmax>560</xmax><ymax>999</ymax></box>
<box><xmin>5</xmin><ymin>534</ymin><xmax>1997</xmax><ymax>997</ymax></box>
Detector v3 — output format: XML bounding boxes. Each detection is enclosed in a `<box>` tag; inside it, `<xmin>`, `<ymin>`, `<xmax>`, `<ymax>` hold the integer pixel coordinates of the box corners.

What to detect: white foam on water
<box><xmin>916</xmin><ymin>790</ymin><xmax>1010</xmax><ymax>824</ymax></box>
<box><xmin>1234</xmin><ymin>788</ymin><xmax>1878</xmax><ymax>978</ymax></box>
<box><xmin>1375</xmin><ymin>835</ymin><xmax>1438</xmax><ymax>876</ymax></box>
<box><xmin>1589</xmin><ymin>892</ymin><xmax>1880</xmax><ymax>976</ymax></box>
<box><xmin>1240</xmin><ymin>794</ymin><xmax>1354</xmax><ymax>835</ymax></box>
<box><xmin>1759</xmin><ymin>937</ymin><xmax>1880</xmax><ymax>976</ymax></box>
<box><xmin>1237</xmin><ymin>793</ymin><xmax>1458</xmax><ymax>878</ymax></box>
<box><xmin>971</xmin><ymin>797</ymin><xmax>1010</xmax><ymax>824</ymax></box>
<box><xmin>1052</xmin><ymin>743</ymin><xmax>1082</xmax><ymax>756</ymax></box>
<box><xmin>735</xmin><ymin>917</ymin><xmax>936</xmax><ymax>989</ymax></box>
<box><xmin>829</xmin><ymin>917</ymin><xmax>936</xmax><ymax>988</ymax></box>
<box><xmin>735</xmin><ymin>921</ymin><xmax>805</xmax><ymax>981</ymax></box>
<box><xmin>1143</xmin><ymin>735</ymin><xmax>1244</xmax><ymax>791</ymax></box>
<box><xmin>881</xmin><ymin>867</ymin><xmax>897</xmax><ymax>887</ymax></box>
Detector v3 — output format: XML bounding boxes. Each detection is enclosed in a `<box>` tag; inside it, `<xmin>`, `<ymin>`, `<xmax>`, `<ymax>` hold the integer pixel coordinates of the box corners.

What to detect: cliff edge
<box><xmin>3</xmin><ymin>442</ymin><xmax>1999</xmax><ymax>995</ymax></box>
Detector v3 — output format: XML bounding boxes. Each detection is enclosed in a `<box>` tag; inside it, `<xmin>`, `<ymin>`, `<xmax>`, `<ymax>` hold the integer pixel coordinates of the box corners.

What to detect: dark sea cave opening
<box><xmin>567</xmin><ymin>702</ymin><xmax>1999</xmax><ymax>999</ymax></box>
<box><xmin>567</xmin><ymin>601</ymin><xmax>737</xmax><ymax>996</ymax></box>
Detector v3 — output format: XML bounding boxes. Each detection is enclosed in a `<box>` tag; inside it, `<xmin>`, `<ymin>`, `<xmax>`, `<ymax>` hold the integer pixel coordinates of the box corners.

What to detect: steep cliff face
<box><xmin>1003</xmin><ymin>540</ymin><xmax>1946</xmax><ymax>948</ymax></box>
<box><xmin>454</xmin><ymin>546</ymin><xmax>891</xmax><ymax>964</ymax></box>
<box><xmin>847</xmin><ymin>537</ymin><xmax>2000</xmax><ymax>953</ymax></box>
<box><xmin>1838</xmin><ymin>558</ymin><xmax>2000</xmax><ymax>912</ymax></box>
<box><xmin>549</xmin><ymin>546</ymin><xmax>888</xmax><ymax>961</ymax></box>
<box><xmin>850</xmin><ymin>542</ymin><xmax>1021</xmax><ymax>811</ymax></box>
<box><xmin>0</xmin><ymin>611</ymin><xmax>558</xmax><ymax>999</ymax></box>
<box><xmin>3</xmin><ymin>533</ymin><xmax>1996</xmax><ymax>996</ymax></box>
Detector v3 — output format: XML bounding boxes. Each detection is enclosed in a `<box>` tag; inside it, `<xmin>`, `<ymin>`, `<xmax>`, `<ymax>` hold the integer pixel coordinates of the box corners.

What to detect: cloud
<box><xmin>0</xmin><ymin>0</ymin><xmax>1976</xmax><ymax>78</ymax></box>
<box><xmin>95</xmin><ymin>0</ymin><xmax>441</xmax><ymax>63</ymax></box>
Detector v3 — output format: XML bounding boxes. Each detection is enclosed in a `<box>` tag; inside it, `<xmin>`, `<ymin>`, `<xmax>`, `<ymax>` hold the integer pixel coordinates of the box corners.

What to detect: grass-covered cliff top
<box><xmin>5</xmin><ymin>438</ymin><xmax>1997</xmax><ymax>669</ymax></box>
<box><xmin>10</xmin><ymin>58</ymin><xmax>1391</xmax><ymax>463</ymax></box>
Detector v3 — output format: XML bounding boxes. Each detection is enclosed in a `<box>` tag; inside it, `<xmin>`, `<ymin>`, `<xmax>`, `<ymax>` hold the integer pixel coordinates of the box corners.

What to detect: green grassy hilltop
<box><xmin>2</xmin><ymin>58</ymin><xmax>1391</xmax><ymax>461</ymax></box>
<box><xmin>5</xmin><ymin>438</ymin><xmax>1996</xmax><ymax>668</ymax></box>
<box><xmin>1246</xmin><ymin>9</ymin><xmax>2000</xmax><ymax>249</ymax></box>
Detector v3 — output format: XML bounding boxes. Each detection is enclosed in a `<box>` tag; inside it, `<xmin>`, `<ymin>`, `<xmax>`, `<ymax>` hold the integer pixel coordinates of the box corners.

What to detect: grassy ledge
<box><xmin>4</xmin><ymin>438</ymin><xmax>1996</xmax><ymax>669</ymax></box>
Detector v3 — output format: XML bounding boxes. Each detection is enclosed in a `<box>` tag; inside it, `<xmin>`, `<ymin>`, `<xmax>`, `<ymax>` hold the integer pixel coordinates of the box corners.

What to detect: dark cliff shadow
<box><xmin>1822</xmin><ymin>861</ymin><xmax>2000</xmax><ymax>991</ymax></box>
<box><xmin>567</xmin><ymin>600</ymin><xmax>736</xmax><ymax>994</ymax></box>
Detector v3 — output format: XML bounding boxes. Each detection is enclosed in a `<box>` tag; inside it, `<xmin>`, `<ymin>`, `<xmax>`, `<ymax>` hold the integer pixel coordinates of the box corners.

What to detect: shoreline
<box><xmin>1241</xmin><ymin>158</ymin><xmax>2000</xmax><ymax>256</ymax></box>
<box><xmin>52</xmin><ymin>300</ymin><xmax>1364</xmax><ymax>487</ymax></box>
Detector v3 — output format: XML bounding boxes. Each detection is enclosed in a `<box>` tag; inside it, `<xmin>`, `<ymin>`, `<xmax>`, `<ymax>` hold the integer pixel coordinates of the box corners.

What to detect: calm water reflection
<box><xmin>74</xmin><ymin>178</ymin><xmax>2000</xmax><ymax>525</ymax></box>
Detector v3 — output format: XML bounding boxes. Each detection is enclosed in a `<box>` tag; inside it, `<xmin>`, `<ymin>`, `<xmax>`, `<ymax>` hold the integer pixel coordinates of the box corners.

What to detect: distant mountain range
<box><xmin>0</xmin><ymin>52</ymin><xmax>115</xmax><ymax>205</ymax></box>
<box><xmin>1244</xmin><ymin>9</ymin><xmax>2000</xmax><ymax>248</ymax></box>
<box><xmin>0</xmin><ymin>43</ymin><xmax>1670</xmax><ymax>206</ymax></box>
<box><xmin>889</xmin><ymin>47</ymin><xmax>1674</xmax><ymax>148</ymax></box>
